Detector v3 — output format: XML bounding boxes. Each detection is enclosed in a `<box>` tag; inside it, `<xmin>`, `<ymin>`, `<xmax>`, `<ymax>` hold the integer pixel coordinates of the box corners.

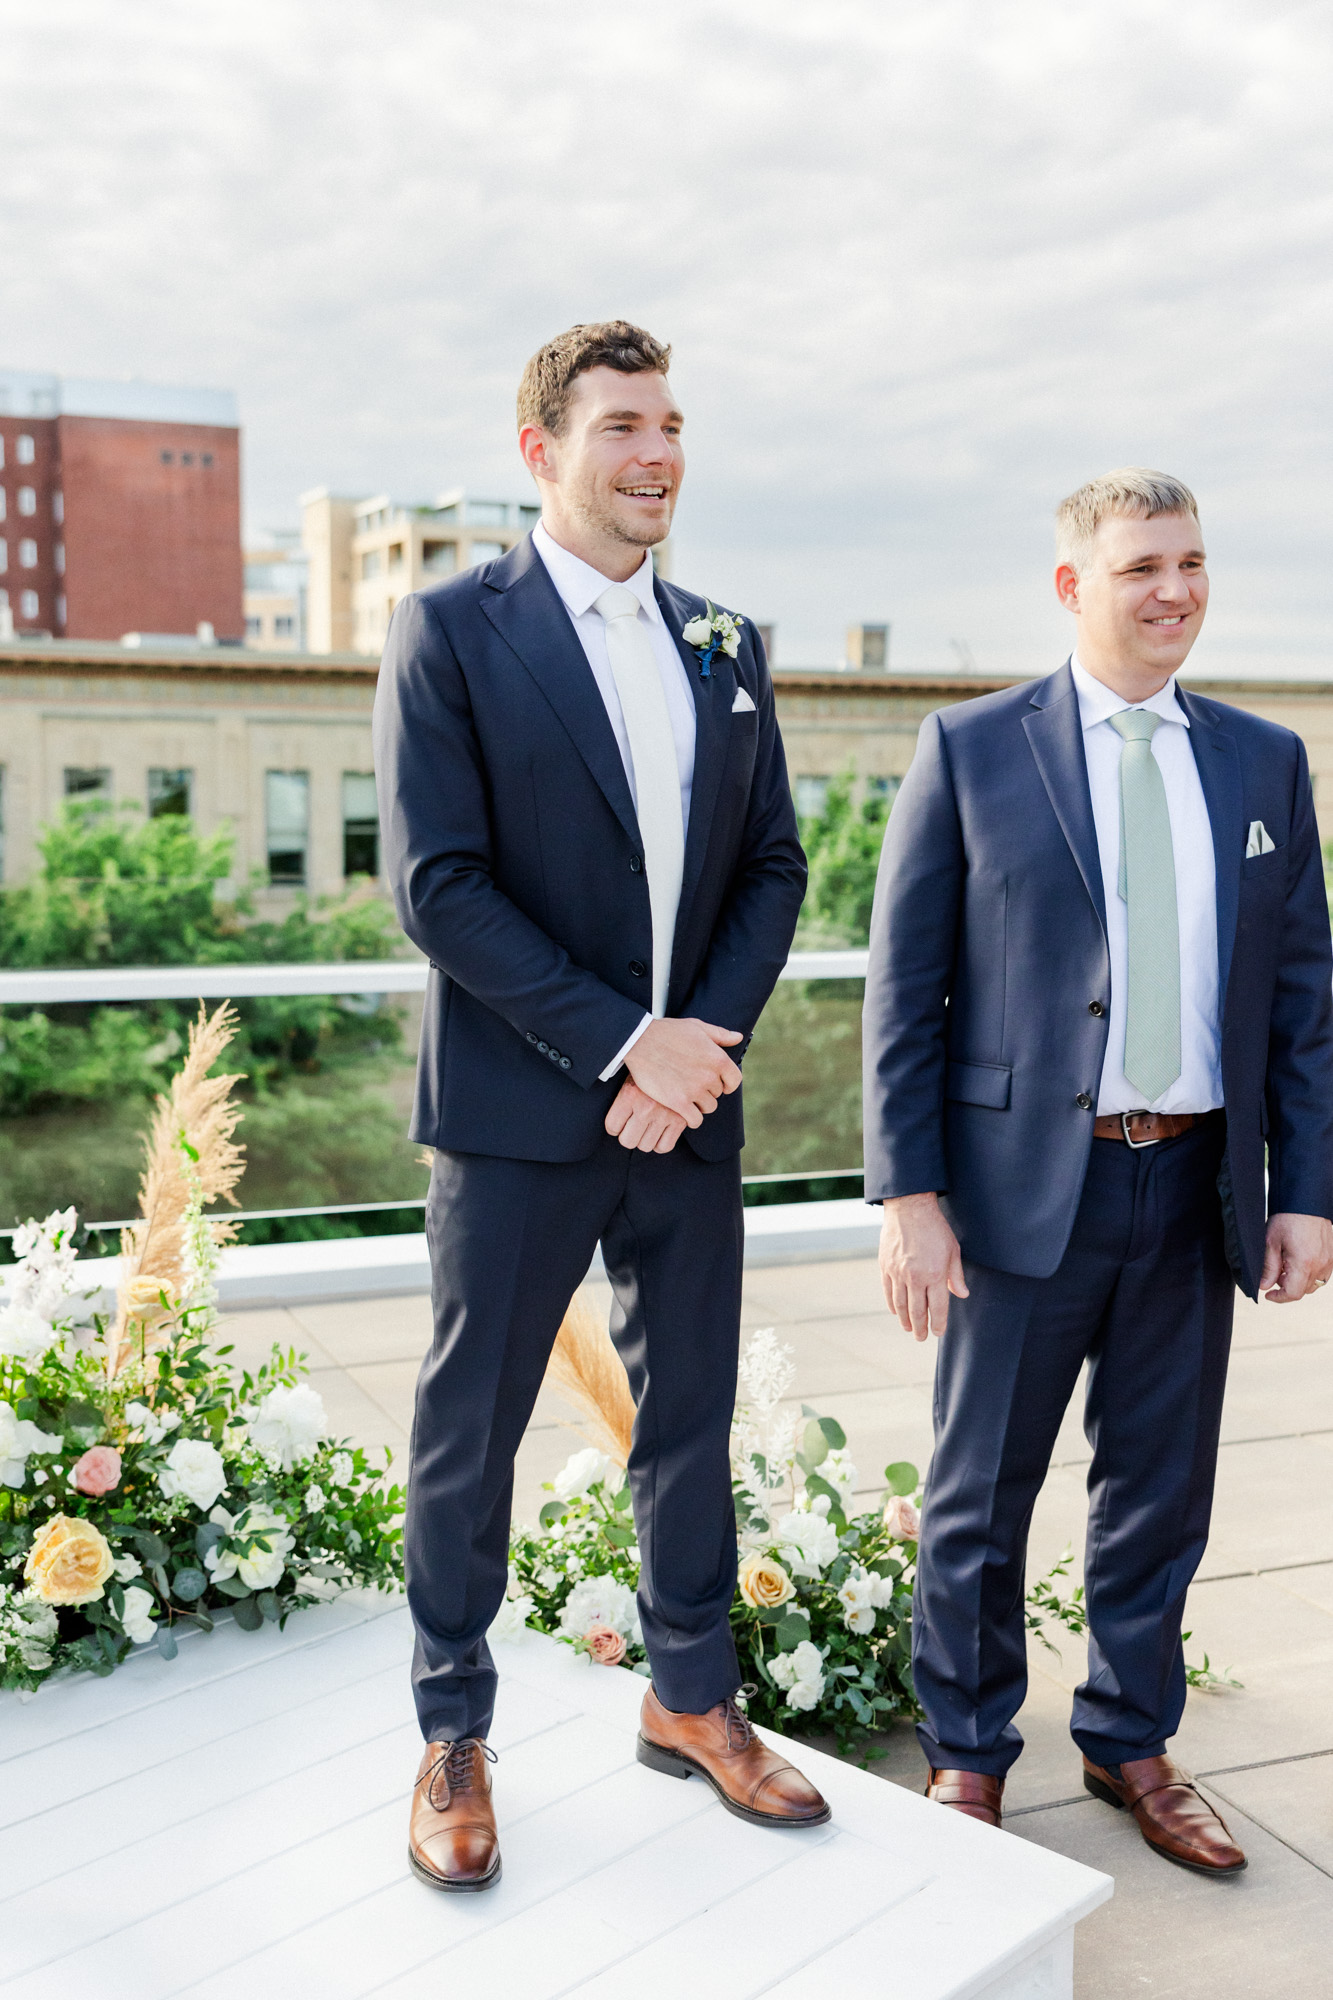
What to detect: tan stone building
<box><xmin>2</xmin><ymin>636</ymin><xmax>1331</xmax><ymax>897</ymax></box>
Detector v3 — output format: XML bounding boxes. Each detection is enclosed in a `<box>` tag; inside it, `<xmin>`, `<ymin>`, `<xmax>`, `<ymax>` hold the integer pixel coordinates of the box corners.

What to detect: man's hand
<box><xmin>605</xmin><ymin>1079</ymin><xmax>687</xmax><ymax>1154</ymax></box>
<box><xmin>879</xmin><ymin>1192</ymin><xmax>969</xmax><ymax>1341</ymax></box>
<box><xmin>623</xmin><ymin>1017</ymin><xmax>743</xmax><ymax>1126</ymax></box>
<box><xmin>1260</xmin><ymin>1212</ymin><xmax>1333</xmax><ymax>1302</ymax></box>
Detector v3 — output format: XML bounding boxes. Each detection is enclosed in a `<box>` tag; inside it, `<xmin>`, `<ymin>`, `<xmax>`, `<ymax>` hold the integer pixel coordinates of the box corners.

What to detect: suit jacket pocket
<box><xmin>945</xmin><ymin>1059</ymin><xmax>1012</xmax><ymax>1110</ymax></box>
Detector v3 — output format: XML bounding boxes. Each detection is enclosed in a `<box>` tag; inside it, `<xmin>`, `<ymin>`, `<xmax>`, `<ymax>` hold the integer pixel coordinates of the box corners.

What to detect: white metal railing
<box><xmin>0</xmin><ymin>949</ymin><xmax>869</xmax><ymax>1006</ymax></box>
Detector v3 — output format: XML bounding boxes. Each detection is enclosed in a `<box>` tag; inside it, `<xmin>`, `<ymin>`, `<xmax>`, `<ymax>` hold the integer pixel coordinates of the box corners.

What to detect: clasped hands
<box><xmin>604</xmin><ymin>1017</ymin><xmax>742</xmax><ymax>1153</ymax></box>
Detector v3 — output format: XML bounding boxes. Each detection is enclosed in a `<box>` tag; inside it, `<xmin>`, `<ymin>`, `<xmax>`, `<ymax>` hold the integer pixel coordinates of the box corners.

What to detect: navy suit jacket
<box><xmin>862</xmin><ymin>661</ymin><xmax>1333</xmax><ymax>1297</ymax></box>
<box><xmin>373</xmin><ymin>534</ymin><xmax>806</xmax><ymax>1164</ymax></box>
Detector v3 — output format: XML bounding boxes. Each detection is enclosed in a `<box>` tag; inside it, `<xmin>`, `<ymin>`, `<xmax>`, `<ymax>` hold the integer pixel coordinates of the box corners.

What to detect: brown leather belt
<box><xmin>1094</xmin><ymin>1111</ymin><xmax>1202</xmax><ymax>1148</ymax></box>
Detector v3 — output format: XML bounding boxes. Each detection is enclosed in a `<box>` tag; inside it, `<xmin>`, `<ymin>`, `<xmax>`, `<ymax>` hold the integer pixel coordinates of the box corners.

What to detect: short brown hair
<box><xmin>1056</xmin><ymin>467</ymin><xmax>1200</xmax><ymax>575</ymax></box>
<box><xmin>517</xmin><ymin>320</ymin><xmax>672</xmax><ymax>435</ymax></box>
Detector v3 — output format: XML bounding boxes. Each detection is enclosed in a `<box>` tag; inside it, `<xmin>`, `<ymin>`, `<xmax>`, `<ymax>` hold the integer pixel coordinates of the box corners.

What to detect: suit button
<box><xmin>526</xmin><ymin>1032</ymin><xmax>537</xmax><ymax>1044</ymax></box>
<box><xmin>560</xmin><ymin>1056</ymin><xmax>572</xmax><ymax>1070</ymax></box>
<box><xmin>1088</xmin><ymin>1001</ymin><xmax>1105</xmax><ymax>1018</ymax></box>
<box><xmin>629</xmin><ymin>960</ymin><xmax>647</xmax><ymax>978</ymax></box>
<box><xmin>629</xmin><ymin>855</ymin><xmax>642</xmax><ymax>873</ymax></box>
<box><xmin>1076</xmin><ymin>1092</ymin><xmax>1094</xmax><ymax>1110</ymax></box>
<box><xmin>537</xmin><ymin>1040</ymin><xmax>549</xmax><ymax>1054</ymax></box>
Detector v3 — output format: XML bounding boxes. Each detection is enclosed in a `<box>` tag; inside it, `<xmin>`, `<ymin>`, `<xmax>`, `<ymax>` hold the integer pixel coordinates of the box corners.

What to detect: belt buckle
<box><xmin>1121</xmin><ymin>1111</ymin><xmax>1160</xmax><ymax>1150</ymax></box>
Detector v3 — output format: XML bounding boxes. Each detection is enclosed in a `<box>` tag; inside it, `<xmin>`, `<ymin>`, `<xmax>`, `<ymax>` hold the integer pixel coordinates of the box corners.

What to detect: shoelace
<box><xmin>720</xmin><ymin>1687</ymin><xmax>758</xmax><ymax>1753</ymax></box>
<box><xmin>423</xmin><ymin>1736</ymin><xmax>497</xmax><ymax>1810</ymax></box>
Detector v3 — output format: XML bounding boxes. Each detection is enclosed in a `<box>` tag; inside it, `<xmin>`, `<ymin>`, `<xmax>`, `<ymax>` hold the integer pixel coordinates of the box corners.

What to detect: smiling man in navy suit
<box><xmin>375</xmin><ymin>322</ymin><xmax>825</xmax><ymax>1892</ymax></box>
<box><xmin>864</xmin><ymin>469</ymin><xmax>1333</xmax><ymax>1873</ymax></box>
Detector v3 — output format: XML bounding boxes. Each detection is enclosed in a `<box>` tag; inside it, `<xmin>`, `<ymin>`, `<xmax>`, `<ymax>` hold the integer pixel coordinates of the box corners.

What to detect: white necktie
<box><xmin>594</xmin><ymin>585</ymin><xmax>684</xmax><ymax>1019</ymax></box>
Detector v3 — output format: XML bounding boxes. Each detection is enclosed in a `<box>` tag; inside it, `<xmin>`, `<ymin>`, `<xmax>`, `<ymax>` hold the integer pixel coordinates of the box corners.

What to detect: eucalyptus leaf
<box><xmin>172</xmin><ymin>1567</ymin><xmax>208</xmax><ymax>1603</ymax></box>
<box><xmin>801</xmin><ymin>1419</ymin><xmax>829</xmax><ymax>1468</ymax></box>
<box><xmin>818</xmin><ymin>1415</ymin><xmax>847</xmax><ymax>1452</ymax></box>
<box><xmin>194</xmin><ymin>1522</ymin><xmax>226</xmax><ymax>1560</ymax></box>
<box><xmin>774</xmin><ymin>1612</ymin><xmax>811</xmax><ymax>1653</ymax></box>
<box><xmin>256</xmin><ymin>1591</ymin><xmax>282</xmax><ymax>1623</ymax></box>
<box><xmin>883</xmin><ymin>1461</ymin><xmax>919</xmax><ymax>1497</ymax></box>
<box><xmin>232</xmin><ymin>1596</ymin><xmax>264</xmax><ymax>1632</ymax></box>
<box><xmin>603</xmin><ymin>1522</ymin><xmax>634</xmax><ymax>1549</ymax></box>
<box><xmin>133</xmin><ymin>1529</ymin><xmax>170</xmax><ymax>1564</ymax></box>
<box><xmin>539</xmin><ymin>1501</ymin><xmax>565</xmax><ymax>1529</ymax></box>
<box><xmin>214</xmin><ymin>1577</ymin><xmax>252</xmax><ymax>1599</ymax></box>
<box><xmin>155</xmin><ymin>1623</ymin><xmax>178</xmax><ymax>1661</ymax></box>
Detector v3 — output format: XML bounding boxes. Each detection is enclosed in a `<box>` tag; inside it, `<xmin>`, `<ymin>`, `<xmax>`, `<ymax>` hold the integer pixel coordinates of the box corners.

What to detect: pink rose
<box><xmin>883</xmin><ymin>1495</ymin><xmax>921</xmax><ymax>1542</ymax></box>
<box><xmin>583</xmin><ymin>1623</ymin><xmax>627</xmax><ymax>1666</ymax></box>
<box><xmin>70</xmin><ymin>1446</ymin><xmax>123</xmax><ymax>1497</ymax></box>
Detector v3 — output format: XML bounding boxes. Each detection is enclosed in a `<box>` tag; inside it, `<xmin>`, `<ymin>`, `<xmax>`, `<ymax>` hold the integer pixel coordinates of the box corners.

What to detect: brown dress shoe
<box><xmin>1083</xmin><ymin>1755</ymin><xmax>1247</xmax><ymax>1875</ymax></box>
<box><xmin>408</xmin><ymin>1738</ymin><xmax>501</xmax><ymax>1891</ymax></box>
<box><xmin>925</xmin><ymin>1769</ymin><xmax>1004</xmax><ymax>1827</ymax></box>
<box><xmin>637</xmin><ymin>1684</ymin><xmax>831</xmax><ymax>1828</ymax></box>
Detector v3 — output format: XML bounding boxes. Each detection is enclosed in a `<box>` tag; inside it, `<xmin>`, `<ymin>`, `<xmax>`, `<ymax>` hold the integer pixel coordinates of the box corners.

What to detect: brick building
<box><xmin>0</xmin><ymin>370</ymin><xmax>242</xmax><ymax>642</ymax></box>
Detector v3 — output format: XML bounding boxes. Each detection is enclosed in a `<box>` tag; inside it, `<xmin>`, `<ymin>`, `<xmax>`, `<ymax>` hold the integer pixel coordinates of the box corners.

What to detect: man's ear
<box><xmin>519</xmin><ymin>422</ymin><xmax>558</xmax><ymax>486</ymax></box>
<box><xmin>1054</xmin><ymin>562</ymin><xmax>1081</xmax><ymax>612</ymax></box>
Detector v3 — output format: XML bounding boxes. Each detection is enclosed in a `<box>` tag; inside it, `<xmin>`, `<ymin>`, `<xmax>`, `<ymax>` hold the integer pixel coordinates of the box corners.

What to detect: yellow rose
<box><xmin>737</xmin><ymin>1552</ymin><xmax>795</xmax><ymax>1612</ymax></box>
<box><xmin>125</xmin><ymin>1275</ymin><xmax>176</xmax><ymax>1321</ymax></box>
<box><xmin>24</xmin><ymin>1514</ymin><xmax>115</xmax><ymax>1606</ymax></box>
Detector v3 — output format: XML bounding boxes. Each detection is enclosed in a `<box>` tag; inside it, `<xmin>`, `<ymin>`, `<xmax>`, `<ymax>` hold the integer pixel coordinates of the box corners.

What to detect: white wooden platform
<box><xmin>0</xmin><ymin>1592</ymin><xmax>1110</xmax><ymax>1999</ymax></box>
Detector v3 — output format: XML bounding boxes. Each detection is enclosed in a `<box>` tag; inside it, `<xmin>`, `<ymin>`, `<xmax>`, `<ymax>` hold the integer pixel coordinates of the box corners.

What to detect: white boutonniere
<box><xmin>681</xmin><ymin>601</ymin><xmax>743</xmax><ymax>679</ymax></box>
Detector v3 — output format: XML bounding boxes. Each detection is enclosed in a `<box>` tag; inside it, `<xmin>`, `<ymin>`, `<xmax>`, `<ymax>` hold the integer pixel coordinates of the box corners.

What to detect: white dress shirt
<box><xmin>1071</xmin><ymin>658</ymin><xmax>1223</xmax><ymax>1114</ymax></box>
<box><xmin>533</xmin><ymin>522</ymin><xmax>696</xmax><ymax>1077</ymax></box>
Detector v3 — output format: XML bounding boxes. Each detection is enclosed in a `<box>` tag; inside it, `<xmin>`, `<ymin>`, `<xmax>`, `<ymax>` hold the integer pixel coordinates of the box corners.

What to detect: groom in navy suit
<box><xmin>864</xmin><ymin>469</ymin><xmax>1333</xmax><ymax>1873</ymax></box>
<box><xmin>375</xmin><ymin>322</ymin><xmax>828</xmax><ymax>1892</ymax></box>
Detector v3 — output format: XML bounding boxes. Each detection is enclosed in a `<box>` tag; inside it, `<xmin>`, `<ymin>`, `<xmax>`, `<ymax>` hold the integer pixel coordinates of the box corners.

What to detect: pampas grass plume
<box><xmin>544</xmin><ymin>1292</ymin><xmax>636</xmax><ymax>1467</ymax></box>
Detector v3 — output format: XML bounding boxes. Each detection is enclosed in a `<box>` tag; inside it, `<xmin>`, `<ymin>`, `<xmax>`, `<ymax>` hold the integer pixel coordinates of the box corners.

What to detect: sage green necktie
<box><xmin>1108</xmin><ymin>708</ymin><xmax>1181</xmax><ymax>1104</ymax></box>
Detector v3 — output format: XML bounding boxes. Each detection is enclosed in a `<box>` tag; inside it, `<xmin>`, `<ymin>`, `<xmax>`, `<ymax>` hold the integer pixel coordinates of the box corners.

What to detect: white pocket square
<box><xmin>731</xmin><ymin>687</ymin><xmax>756</xmax><ymax>713</ymax></box>
<box><xmin>1246</xmin><ymin>820</ymin><xmax>1276</xmax><ymax>857</ymax></box>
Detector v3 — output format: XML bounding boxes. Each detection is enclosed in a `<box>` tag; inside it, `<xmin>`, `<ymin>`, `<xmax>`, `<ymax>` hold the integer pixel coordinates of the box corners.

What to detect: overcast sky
<box><xmin>4</xmin><ymin>0</ymin><xmax>1332</xmax><ymax>671</ymax></box>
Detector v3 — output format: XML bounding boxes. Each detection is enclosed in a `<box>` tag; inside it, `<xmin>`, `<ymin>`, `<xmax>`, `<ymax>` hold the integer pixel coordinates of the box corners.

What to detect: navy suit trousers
<box><xmin>912</xmin><ymin>1117</ymin><xmax>1234</xmax><ymax>1775</ymax></box>
<box><xmin>407</xmin><ymin>1138</ymin><xmax>745</xmax><ymax>1741</ymax></box>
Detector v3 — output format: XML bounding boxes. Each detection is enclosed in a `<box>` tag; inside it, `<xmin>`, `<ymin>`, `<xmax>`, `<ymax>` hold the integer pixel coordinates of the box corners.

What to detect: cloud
<box><xmin>2</xmin><ymin>0</ymin><xmax>1330</xmax><ymax>668</ymax></box>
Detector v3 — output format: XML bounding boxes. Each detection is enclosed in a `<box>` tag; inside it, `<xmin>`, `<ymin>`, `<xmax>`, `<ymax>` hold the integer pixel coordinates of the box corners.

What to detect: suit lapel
<box><xmin>479</xmin><ymin>537</ymin><xmax>639</xmax><ymax>845</ymax></box>
<box><xmin>1022</xmin><ymin>661</ymin><xmax>1107</xmax><ymax>936</ymax></box>
<box><xmin>1177</xmin><ymin>686</ymin><xmax>1243</xmax><ymax>1006</ymax></box>
<box><xmin>657</xmin><ymin>577</ymin><xmax>731</xmax><ymax>950</ymax></box>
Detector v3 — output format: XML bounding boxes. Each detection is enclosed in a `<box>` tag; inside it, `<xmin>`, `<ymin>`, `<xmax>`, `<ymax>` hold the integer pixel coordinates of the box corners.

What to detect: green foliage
<box><xmin>797</xmin><ymin>771</ymin><xmax>892</xmax><ymax>947</ymax></box>
<box><xmin>740</xmin><ymin>981</ymin><xmax>864</xmax><ymax>1176</ymax></box>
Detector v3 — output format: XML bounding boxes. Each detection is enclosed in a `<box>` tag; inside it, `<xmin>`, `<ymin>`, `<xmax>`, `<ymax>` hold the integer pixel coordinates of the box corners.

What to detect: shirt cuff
<box><xmin>599</xmin><ymin>1012</ymin><xmax>653</xmax><ymax>1082</ymax></box>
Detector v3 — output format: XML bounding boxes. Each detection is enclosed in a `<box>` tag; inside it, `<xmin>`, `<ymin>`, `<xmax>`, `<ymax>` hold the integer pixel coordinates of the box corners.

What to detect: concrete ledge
<box><xmin>2</xmin><ymin>1199</ymin><xmax>882</xmax><ymax>1314</ymax></box>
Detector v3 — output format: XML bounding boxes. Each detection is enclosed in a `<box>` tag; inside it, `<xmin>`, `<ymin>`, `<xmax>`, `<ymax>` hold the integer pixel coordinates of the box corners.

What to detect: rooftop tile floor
<box><xmin>216</xmin><ymin>1259</ymin><xmax>1333</xmax><ymax>1998</ymax></box>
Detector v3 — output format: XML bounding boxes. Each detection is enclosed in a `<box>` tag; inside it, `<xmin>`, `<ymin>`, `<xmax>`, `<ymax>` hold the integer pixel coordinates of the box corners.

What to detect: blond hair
<box><xmin>1055</xmin><ymin>467</ymin><xmax>1200</xmax><ymax>575</ymax></box>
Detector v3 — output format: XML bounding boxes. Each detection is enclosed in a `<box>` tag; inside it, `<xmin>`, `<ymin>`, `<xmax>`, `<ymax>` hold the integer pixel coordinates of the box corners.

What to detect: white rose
<box><xmin>681</xmin><ymin>614</ymin><xmax>713</xmax><ymax>646</ymax></box>
<box><xmin>113</xmin><ymin>1553</ymin><xmax>143</xmax><ymax>1582</ymax></box>
<box><xmin>329</xmin><ymin>1451</ymin><xmax>354</xmax><ymax>1488</ymax></box>
<box><xmin>156</xmin><ymin>1438</ymin><xmax>228</xmax><ymax>1512</ymax></box>
<box><xmin>304</xmin><ymin>1484</ymin><xmax>326</xmax><ymax>1513</ymax></box>
<box><xmin>769</xmin><ymin>1638</ymin><xmax>826</xmax><ymax>1712</ymax></box>
<box><xmin>869</xmin><ymin>1571</ymin><xmax>897</xmax><ymax>1609</ymax></box>
<box><xmin>721</xmin><ymin>629</ymin><xmax>741</xmax><ymax>659</ymax></box>
<box><xmin>820</xmin><ymin>1448</ymin><xmax>858</xmax><ymax>1504</ymax></box>
<box><xmin>247</xmin><ymin>1384</ymin><xmax>326</xmax><ymax>1471</ymax></box>
<box><xmin>837</xmin><ymin>1571</ymin><xmax>877</xmax><ymax>1636</ymax></box>
<box><xmin>559</xmin><ymin>1575</ymin><xmax>637</xmax><ymax>1640</ymax></box>
<box><xmin>0</xmin><ymin>1305</ymin><xmax>56</xmax><ymax>1361</ymax></box>
<box><xmin>120</xmin><ymin>1584</ymin><xmax>159</xmax><ymax>1644</ymax></box>
<box><xmin>773</xmin><ymin>1509</ymin><xmax>840</xmax><ymax>1579</ymax></box>
<box><xmin>234</xmin><ymin>1504</ymin><xmax>294</xmax><ymax>1591</ymax></box>
<box><xmin>0</xmin><ymin>1402</ymin><xmax>63</xmax><ymax>1489</ymax></box>
<box><xmin>489</xmin><ymin>1593</ymin><xmax>535</xmax><ymax>1642</ymax></box>
<box><xmin>552</xmin><ymin>1448</ymin><xmax>613</xmax><ymax>1502</ymax></box>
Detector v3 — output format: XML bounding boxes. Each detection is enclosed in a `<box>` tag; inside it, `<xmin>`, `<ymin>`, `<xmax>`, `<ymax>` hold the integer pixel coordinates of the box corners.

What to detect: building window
<box><xmin>19</xmin><ymin>589</ymin><xmax>37</xmax><ymax>619</ymax></box>
<box><xmin>65</xmin><ymin>767</ymin><xmax>111</xmax><ymax>797</ymax></box>
<box><xmin>0</xmin><ymin>490</ymin><xmax>6</xmax><ymax>521</ymax></box>
<box><xmin>342</xmin><ymin>772</ymin><xmax>378</xmax><ymax>878</ymax></box>
<box><xmin>795</xmin><ymin>776</ymin><xmax>831</xmax><ymax>819</ymax></box>
<box><xmin>148</xmin><ymin>767</ymin><xmax>193</xmax><ymax>817</ymax></box>
<box><xmin>865</xmin><ymin>776</ymin><xmax>903</xmax><ymax>805</ymax></box>
<box><xmin>202</xmin><ymin>452</ymin><xmax>214</xmax><ymax>467</ymax></box>
<box><xmin>17</xmin><ymin>487</ymin><xmax>35</xmax><ymax>516</ymax></box>
<box><xmin>274</xmin><ymin>614</ymin><xmax>294</xmax><ymax>637</ymax></box>
<box><xmin>0</xmin><ymin>540</ymin><xmax>6</xmax><ymax>573</ymax></box>
<box><xmin>19</xmin><ymin>539</ymin><xmax>37</xmax><ymax>568</ymax></box>
<box><xmin>181</xmin><ymin>452</ymin><xmax>194</xmax><ymax>466</ymax></box>
<box><xmin>161</xmin><ymin>450</ymin><xmax>174</xmax><ymax>465</ymax></box>
<box><xmin>466</xmin><ymin>500</ymin><xmax>508</xmax><ymax>527</ymax></box>
<box><xmin>52</xmin><ymin>490</ymin><xmax>63</xmax><ymax>524</ymax></box>
<box><xmin>468</xmin><ymin>540</ymin><xmax>505</xmax><ymax>566</ymax></box>
<box><xmin>387</xmin><ymin>543</ymin><xmax>405</xmax><ymax>570</ymax></box>
<box><xmin>16</xmin><ymin>435</ymin><xmax>34</xmax><ymax>465</ymax></box>
<box><xmin>360</xmin><ymin>550</ymin><xmax>382</xmax><ymax>579</ymax></box>
<box><xmin>519</xmin><ymin>504</ymin><xmax>540</xmax><ymax>527</ymax></box>
<box><xmin>421</xmin><ymin>540</ymin><xmax>457</xmax><ymax>575</ymax></box>
<box><xmin>55</xmin><ymin>593</ymin><xmax>66</xmax><ymax>627</ymax></box>
<box><xmin>266</xmin><ymin>770</ymin><xmax>309</xmax><ymax>884</ymax></box>
<box><xmin>245</xmin><ymin>615</ymin><xmax>263</xmax><ymax>639</ymax></box>
<box><xmin>54</xmin><ymin>543</ymin><xmax>65</xmax><ymax>575</ymax></box>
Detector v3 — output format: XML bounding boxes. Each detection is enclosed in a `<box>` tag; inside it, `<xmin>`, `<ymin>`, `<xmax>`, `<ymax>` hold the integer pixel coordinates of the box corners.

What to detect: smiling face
<box><xmin>1055</xmin><ymin>510</ymin><xmax>1209</xmax><ymax>700</ymax></box>
<box><xmin>519</xmin><ymin>364</ymin><xmax>684</xmax><ymax>581</ymax></box>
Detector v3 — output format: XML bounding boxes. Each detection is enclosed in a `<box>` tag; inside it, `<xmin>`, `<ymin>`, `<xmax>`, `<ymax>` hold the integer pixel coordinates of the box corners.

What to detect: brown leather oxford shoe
<box><xmin>925</xmin><ymin>1768</ymin><xmax>1004</xmax><ymax>1827</ymax></box>
<box><xmin>408</xmin><ymin>1738</ymin><xmax>501</xmax><ymax>1892</ymax></box>
<box><xmin>1083</xmin><ymin>1755</ymin><xmax>1247</xmax><ymax>1875</ymax></box>
<box><xmin>637</xmin><ymin>1684</ymin><xmax>831</xmax><ymax>1827</ymax></box>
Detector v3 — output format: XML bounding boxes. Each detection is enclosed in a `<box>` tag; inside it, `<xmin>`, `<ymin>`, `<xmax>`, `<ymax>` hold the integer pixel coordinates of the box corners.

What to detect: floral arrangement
<box><xmin>0</xmin><ymin>1005</ymin><xmax>403</xmax><ymax>1696</ymax></box>
<box><xmin>504</xmin><ymin>1314</ymin><xmax>1090</xmax><ymax>1757</ymax></box>
<box><xmin>681</xmin><ymin>601</ymin><xmax>743</xmax><ymax>679</ymax></box>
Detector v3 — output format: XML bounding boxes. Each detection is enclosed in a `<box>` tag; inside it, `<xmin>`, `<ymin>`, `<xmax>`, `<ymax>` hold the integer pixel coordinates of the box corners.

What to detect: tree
<box><xmin>796</xmin><ymin>772</ymin><xmax>891</xmax><ymax>947</ymax></box>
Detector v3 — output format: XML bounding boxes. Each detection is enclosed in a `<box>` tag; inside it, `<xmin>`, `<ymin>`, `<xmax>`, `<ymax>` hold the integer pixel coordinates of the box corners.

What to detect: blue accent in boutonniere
<box><xmin>681</xmin><ymin>599</ymin><xmax>743</xmax><ymax>681</ymax></box>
